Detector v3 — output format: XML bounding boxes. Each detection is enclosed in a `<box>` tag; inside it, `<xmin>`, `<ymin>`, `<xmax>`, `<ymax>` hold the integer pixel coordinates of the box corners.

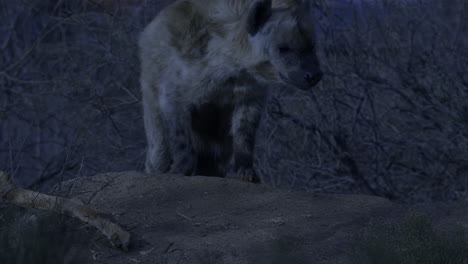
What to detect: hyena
<box><xmin>139</xmin><ymin>0</ymin><xmax>322</xmax><ymax>182</ymax></box>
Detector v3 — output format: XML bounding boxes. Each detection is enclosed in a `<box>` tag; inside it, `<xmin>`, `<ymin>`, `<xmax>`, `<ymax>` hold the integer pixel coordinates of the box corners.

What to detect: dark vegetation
<box><xmin>0</xmin><ymin>0</ymin><xmax>466</xmax><ymax>204</ymax></box>
<box><xmin>258</xmin><ymin>0</ymin><xmax>468</xmax><ymax>202</ymax></box>
<box><xmin>349</xmin><ymin>214</ymin><xmax>468</xmax><ymax>264</ymax></box>
<box><xmin>0</xmin><ymin>205</ymin><xmax>86</xmax><ymax>264</ymax></box>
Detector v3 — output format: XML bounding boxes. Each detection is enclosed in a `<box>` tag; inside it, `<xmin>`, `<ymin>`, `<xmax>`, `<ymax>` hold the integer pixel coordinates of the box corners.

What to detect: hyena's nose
<box><xmin>304</xmin><ymin>71</ymin><xmax>323</xmax><ymax>86</ymax></box>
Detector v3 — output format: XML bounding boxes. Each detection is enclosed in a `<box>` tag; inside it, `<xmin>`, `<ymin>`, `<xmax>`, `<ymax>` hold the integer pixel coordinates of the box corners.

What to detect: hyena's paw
<box><xmin>169</xmin><ymin>156</ymin><xmax>196</xmax><ymax>176</ymax></box>
<box><xmin>145</xmin><ymin>154</ymin><xmax>171</xmax><ymax>174</ymax></box>
<box><xmin>237</xmin><ymin>167</ymin><xmax>260</xmax><ymax>183</ymax></box>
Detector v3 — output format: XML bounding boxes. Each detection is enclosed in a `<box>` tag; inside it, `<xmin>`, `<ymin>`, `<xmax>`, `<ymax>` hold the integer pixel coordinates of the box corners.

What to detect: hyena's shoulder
<box><xmin>140</xmin><ymin>0</ymin><xmax>250</xmax><ymax>65</ymax></box>
<box><xmin>139</xmin><ymin>1</ymin><xmax>212</xmax><ymax>61</ymax></box>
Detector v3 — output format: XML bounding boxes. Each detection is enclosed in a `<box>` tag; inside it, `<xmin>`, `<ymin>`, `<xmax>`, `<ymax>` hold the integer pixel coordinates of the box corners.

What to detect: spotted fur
<box><xmin>140</xmin><ymin>0</ymin><xmax>322</xmax><ymax>182</ymax></box>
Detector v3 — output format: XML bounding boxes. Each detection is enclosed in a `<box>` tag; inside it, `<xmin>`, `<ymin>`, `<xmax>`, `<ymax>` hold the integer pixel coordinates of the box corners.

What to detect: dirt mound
<box><xmin>46</xmin><ymin>171</ymin><xmax>465</xmax><ymax>264</ymax></box>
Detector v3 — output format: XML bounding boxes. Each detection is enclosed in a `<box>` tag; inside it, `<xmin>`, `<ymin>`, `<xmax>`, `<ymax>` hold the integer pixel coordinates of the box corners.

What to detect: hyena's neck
<box><xmin>192</xmin><ymin>0</ymin><xmax>267</xmax><ymax>67</ymax></box>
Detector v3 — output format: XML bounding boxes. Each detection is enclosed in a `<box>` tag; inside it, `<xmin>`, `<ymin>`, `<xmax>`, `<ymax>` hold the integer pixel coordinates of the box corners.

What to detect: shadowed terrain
<box><xmin>27</xmin><ymin>171</ymin><xmax>464</xmax><ymax>264</ymax></box>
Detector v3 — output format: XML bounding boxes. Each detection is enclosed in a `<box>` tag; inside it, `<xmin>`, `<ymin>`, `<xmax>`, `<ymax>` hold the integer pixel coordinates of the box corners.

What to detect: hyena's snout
<box><xmin>288</xmin><ymin>67</ymin><xmax>323</xmax><ymax>90</ymax></box>
<box><xmin>303</xmin><ymin>70</ymin><xmax>323</xmax><ymax>87</ymax></box>
<box><xmin>300</xmin><ymin>53</ymin><xmax>323</xmax><ymax>89</ymax></box>
<box><xmin>287</xmin><ymin>53</ymin><xmax>323</xmax><ymax>89</ymax></box>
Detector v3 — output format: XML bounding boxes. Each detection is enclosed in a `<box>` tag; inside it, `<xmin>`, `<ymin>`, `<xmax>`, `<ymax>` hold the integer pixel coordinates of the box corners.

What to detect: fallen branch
<box><xmin>0</xmin><ymin>171</ymin><xmax>130</xmax><ymax>251</ymax></box>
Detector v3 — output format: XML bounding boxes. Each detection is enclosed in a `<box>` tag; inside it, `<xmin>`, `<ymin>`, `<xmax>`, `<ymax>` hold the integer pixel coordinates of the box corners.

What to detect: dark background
<box><xmin>1</xmin><ymin>0</ymin><xmax>467</xmax><ymax>203</ymax></box>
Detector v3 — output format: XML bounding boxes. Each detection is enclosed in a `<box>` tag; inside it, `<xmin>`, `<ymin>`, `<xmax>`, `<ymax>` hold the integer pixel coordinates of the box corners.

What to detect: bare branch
<box><xmin>0</xmin><ymin>171</ymin><xmax>130</xmax><ymax>251</ymax></box>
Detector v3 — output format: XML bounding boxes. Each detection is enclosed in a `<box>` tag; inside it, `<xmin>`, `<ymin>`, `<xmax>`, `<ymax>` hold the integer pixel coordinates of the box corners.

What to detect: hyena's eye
<box><xmin>278</xmin><ymin>45</ymin><xmax>292</xmax><ymax>54</ymax></box>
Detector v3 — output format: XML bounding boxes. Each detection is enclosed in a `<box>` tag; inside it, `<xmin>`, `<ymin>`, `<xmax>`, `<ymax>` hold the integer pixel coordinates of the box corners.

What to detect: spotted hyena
<box><xmin>139</xmin><ymin>0</ymin><xmax>322</xmax><ymax>182</ymax></box>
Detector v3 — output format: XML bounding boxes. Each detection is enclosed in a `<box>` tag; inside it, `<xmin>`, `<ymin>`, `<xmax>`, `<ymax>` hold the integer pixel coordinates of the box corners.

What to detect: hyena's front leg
<box><xmin>142</xmin><ymin>90</ymin><xmax>171</xmax><ymax>174</ymax></box>
<box><xmin>168</xmin><ymin>113</ymin><xmax>197</xmax><ymax>176</ymax></box>
<box><xmin>230</xmin><ymin>102</ymin><xmax>262</xmax><ymax>183</ymax></box>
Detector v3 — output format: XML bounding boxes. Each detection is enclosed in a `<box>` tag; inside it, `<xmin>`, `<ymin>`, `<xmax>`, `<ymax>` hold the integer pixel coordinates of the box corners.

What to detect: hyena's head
<box><xmin>246</xmin><ymin>0</ymin><xmax>322</xmax><ymax>89</ymax></box>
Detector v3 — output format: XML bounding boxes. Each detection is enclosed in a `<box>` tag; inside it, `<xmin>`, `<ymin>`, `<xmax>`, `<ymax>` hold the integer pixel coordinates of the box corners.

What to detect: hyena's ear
<box><xmin>297</xmin><ymin>0</ymin><xmax>315</xmax><ymax>34</ymax></box>
<box><xmin>246</xmin><ymin>0</ymin><xmax>272</xmax><ymax>36</ymax></box>
<box><xmin>297</xmin><ymin>0</ymin><xmax>313</xmax><ymax>19</ymax></box>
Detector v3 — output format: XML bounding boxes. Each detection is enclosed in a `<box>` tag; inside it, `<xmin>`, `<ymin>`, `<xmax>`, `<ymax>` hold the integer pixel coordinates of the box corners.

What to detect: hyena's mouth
<box><xmin>280</xmin><ymin>71</ymin><xmax>323</xmax><ymax>90</ymax></box>
<box><xmin>279</xmin><ymin>72</ymin><xmax>311</xmax><ymax>90</ymax></box>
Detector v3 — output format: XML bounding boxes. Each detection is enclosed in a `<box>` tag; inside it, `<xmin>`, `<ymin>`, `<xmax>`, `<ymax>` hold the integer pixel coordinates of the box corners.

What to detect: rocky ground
<box><xmin>28</xmin><ymin>171</ymin><xmax>465</xmax><ymax>264</ymax></box>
